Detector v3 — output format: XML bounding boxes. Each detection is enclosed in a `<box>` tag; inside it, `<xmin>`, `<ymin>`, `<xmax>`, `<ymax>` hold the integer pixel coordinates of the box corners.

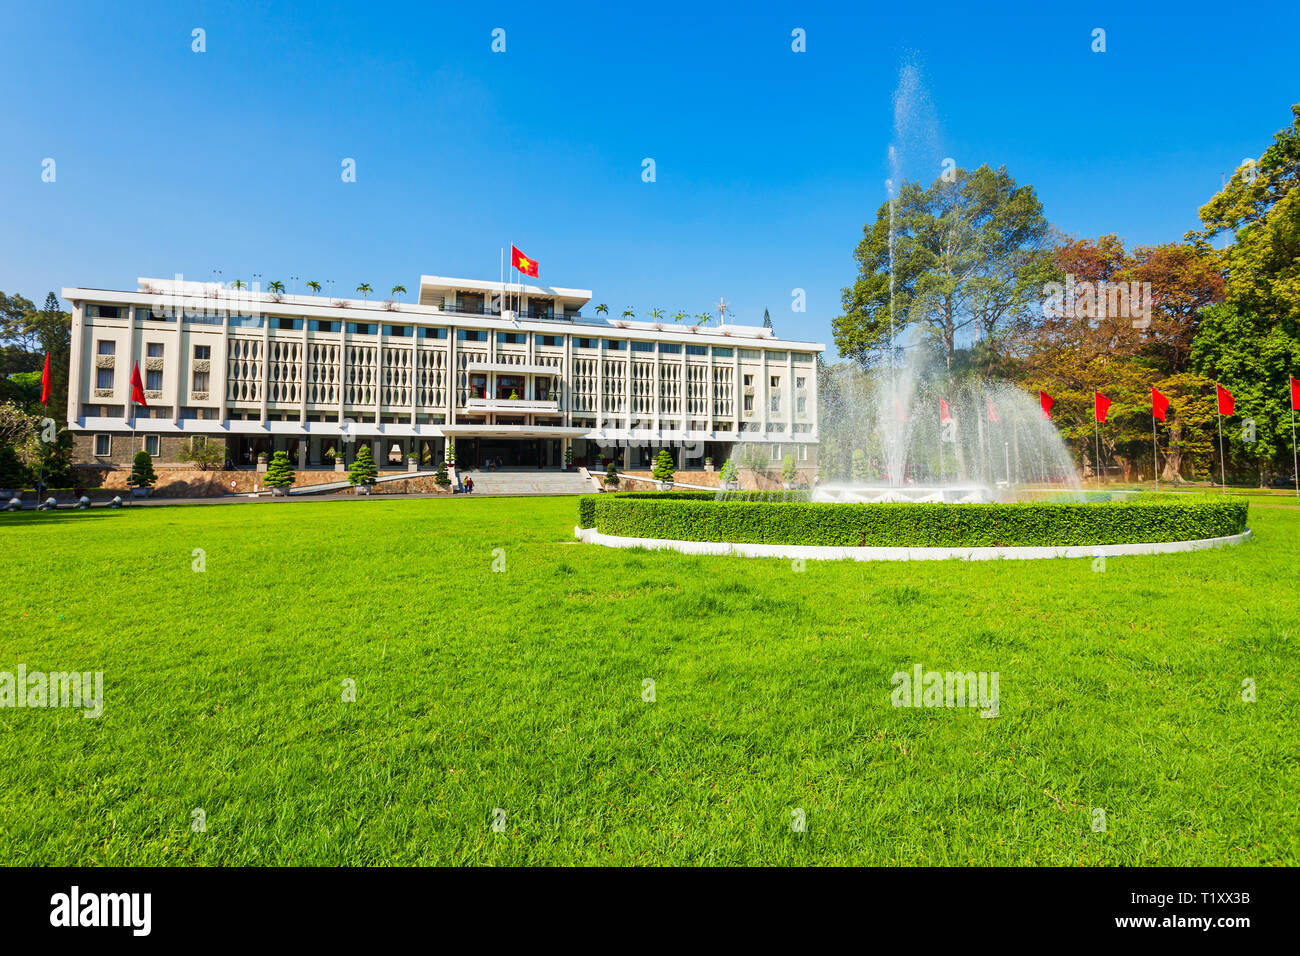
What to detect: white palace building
<box><xmin>61</xmin><ymin>274</ymin><xmax>824</xmax><ymax>472</ymax></box>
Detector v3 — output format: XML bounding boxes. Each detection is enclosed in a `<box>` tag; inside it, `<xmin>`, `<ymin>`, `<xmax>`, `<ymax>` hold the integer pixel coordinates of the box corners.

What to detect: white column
<box><xmin>67</xmin><ymin>303</ymin><xmax>85</xmax><ymax>424</ymax></box>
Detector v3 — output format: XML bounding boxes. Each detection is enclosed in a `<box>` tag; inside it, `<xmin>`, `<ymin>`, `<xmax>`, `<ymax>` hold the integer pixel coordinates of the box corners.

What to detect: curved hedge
<box><xmin>577</xmin><ymin>494</ymin><xmax>1249</xmax><ymax>548</ymax></box>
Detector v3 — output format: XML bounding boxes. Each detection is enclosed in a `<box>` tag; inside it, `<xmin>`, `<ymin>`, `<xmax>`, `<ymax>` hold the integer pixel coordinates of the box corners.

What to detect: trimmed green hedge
<box><xmin>577</xmin><ymin>490</ymin><xmax>803</xmax><ymax>529</ymax></box>
<box><xmin>577</xmin><ymin>495</ymin><xmax>1249</xmax><ymax>548</ymax></box>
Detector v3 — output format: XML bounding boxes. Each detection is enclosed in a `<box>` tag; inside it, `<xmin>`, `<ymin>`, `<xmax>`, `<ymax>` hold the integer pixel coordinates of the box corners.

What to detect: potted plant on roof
<box><xmin>264</xmin><ymin>450</ymin><xmax>296</xmax><ymax>496</ymax></box>
<box><xmin>652</xmin><ymin>448</ymin><xmax>675</xmax><ymax>491</ymax></box>
<box><xmin>348</xmin><ymin>444</ymin><xmax>378</xmax><ymax>495</ymax></box>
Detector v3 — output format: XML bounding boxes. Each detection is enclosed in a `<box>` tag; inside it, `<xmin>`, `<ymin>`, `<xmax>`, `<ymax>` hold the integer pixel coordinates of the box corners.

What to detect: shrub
<box><xmin>263</xmin><ymin>450</ymin><xmax>296</xmax><ymax>489</ymax></box>
<box><xmin>348</xmin><ymin>445</ymin><xmax>378</xmax><ymax>486</ymax></box>
<box><xmin>604</xmin><ymin>461</ymin><xmax>619</xmax><ymax>487</ymax></box>
<box><xmin>445</xmin><ymin>438</ymin><xmax>456</xmax><ymax>466</ymax></box>
<box><xmin>719</xmin><ymin>458</ymin><xmax>739</xmax><ymax>484</ymax></box>
<box><xmin>564</xmin><ymin>445</ymin><xmax>575</xmax><ymax>468</ymax></box>
<box><xmin>739</xmin><ymin>444</ymin><xmax>767</xmax><ymax>472</ymax></box>
<box><xmin>129</xmin><ymin>450</ymin><xmax>157</xmax><ymax>488</ymax></box>
<box><xmin>0</xmin><ymin>445</ymin><xmax>29</xmax><ymax>488</ymax></box>
<box><xmin>434</xmin><ymin>458</ymin><xmax>450</xmax><ymax>486</ymax></box>
<box><xmin>177</xmin><ymin>438</ymin><xmax>224</xmax><ymax>471</ymax></box>
<box><xmin>651</xmin><ymin>449</ymin><xmax>675</xmax><ymax>484</ymax></box>
<box><xmin>582</xmin><ymin>497</ymin><xmax>1248</xmax><ymax>548</ymax></box>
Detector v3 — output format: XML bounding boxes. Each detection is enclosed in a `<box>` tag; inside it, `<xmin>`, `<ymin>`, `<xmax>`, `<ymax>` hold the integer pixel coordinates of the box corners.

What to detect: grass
<box><xmin>0</xmin><ymin>494</ymin><xmax>1296</xmax><ymax>865</ymax></box>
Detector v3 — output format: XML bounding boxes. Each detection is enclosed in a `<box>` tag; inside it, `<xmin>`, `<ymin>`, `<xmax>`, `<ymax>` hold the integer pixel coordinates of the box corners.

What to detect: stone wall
<box><xmin>72</xmin><ymin>433</ymin><xmax>228</xmax><ymax>468</ymax></box>
<box><xmin>67</xmin><ymin>466</ymin><xmax>427</xmax><ymax>497</ymax></box>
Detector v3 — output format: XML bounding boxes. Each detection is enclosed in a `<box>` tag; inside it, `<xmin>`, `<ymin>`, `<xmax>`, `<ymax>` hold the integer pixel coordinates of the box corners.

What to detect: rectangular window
<box><xmin>770</xmin><ymin>375</ymin><xmax>780</xmax><ymax>388</ymax></box>
<box><xmin>96</xmin><ymin>367</ymin><xmax>114</xmax><ymax>390</ymax></box>
<box><xmin>496</xmin><ymin>331</ymin><xmax>526</xmax><ymax>345</ymax></box>
<box><xmin>602</xmin><ymin>339</ymin><xmax>626</xmax><ymax>351</ymax></box>
<box><xmin>496</xmin><ymin>375</ymin><xmax>525</xmax><ymax>400</ymax></box>
<box><xmin>94</xmin><ymin>434</ymin><xmax>111</xmax><ymax>456</ymax></box>
<box><xmin>184</xmin><ymin>310</ymin><xmax>223</xmax><ymax>325</ymax></box>
<box><xmin>193</xmin><ymin>370</ymin><xmax>210</xmax><ymax>393</ymax></box>
<box><xmin>766</xmin><ymin>351</ymin><xmax>788</xmax><ymax>362</ymax></box>
<box><xmin>271</xmin><ymin>317</ymin><xmax>302</xmax><ymax>330</ymax></box>
<box><xmin>146</xmin><ymin>343</ymin><xmax>164</xmax><ymax>358</ymax></box>
<box><xmin>91</xmin><ymin>305</ymin><xmax>122</xmax><ymax>319</ymax></box>
<box><xmin>740</xmin><ymin>349</ymin><xmax>761</xmax><ymax>359</ymax></box>
<box><xmin>383</xmin><ymin>324</ymin><xmax>412</xmax><ymax>337</ymax></box>
<box><xmin>743</xmin><ymin>374</ymin><xmax>754</xmax><ymax>387</ymax></box>
<box><xmin>799</xmin><ymin>444</ymin><xmax>809</xmax><ymax>461</ymax></box>
<box><xmin>346</xmin><ymin>322</ymin><xmax>378</xmax><ymax>336</ymax></box>
<box><xmin>309</xmin><ymin>320</ymin><xmax>341</xmax><ymax>333</ymax></box>
<box><xmin>770</xmin><ymin>395</ymin><xmax>780</xmax><ymax>413</ymax></box>
<box><xmin>194</xmin><ymin>344</ymin><xmax>211</xmax><ymax>360</ymax></box>
<box><xmin>228</xmin><ymin>314</ymin><xmax>263</xmax><ymax>328</ymax></box>
<box><xmin>146</xmin><ymin>369</ymin><xmax>163</xmax><ymax>390</ymax></box>
<box><xmin>469</xmin><ymin>374</ymin><xmax>487</xmax><ymax>399</ymax></box>
<box><xmin>796</xmin><ymin>396</ymin><xmax>806</xmax><ymax>414</ymax></box>
<box><xmin>658</xmin><ymin>343</ymin><xmax>682</xmax><ymax>354</ymax></box>
<box><xmin>686</xmin><ymin>345</ymin><xmax>708</xmax><ymax>356</ymax></box>
<box><xmin>743</xmin><ymin>395</ymin><xmax>754</xmax><ymax>412</ymax></box>
<box><xmin>538</xmin><ymin>335</ymin><xmax>564</xmax><ymax>347</ymax></box>
<box><xmin>574</xmin><ymin>338</ymin><xmax>598</xmax><ymax>349</ymax></box>
<box><xmin>456</xmin><ymin>329</ymin><xmax>488</xmax><ymax>342</ymax></box>
<box><xmin>631</xmin><ymin>341</ymin><xmax>654</xmax><ymax>353</ymax></box>
<box><xmin>144</xmin><ymin>435</ymin><xmax>160</xmax><ymax>457</ymax></box>
<box><xmin>418</xmin><ymin>327</ymin><xmax>447</xmax><ymax>339</ymax></box>
<box><xmin>713</xmin><ymin>347</ymin><xmax>734</xmax><ymax>358</ymax></box>
<box><xmin>796</xmin><ymin>376</ymin><xmax>805</xmax><ymax>389</ymax></box>
<box><xmin>97</xmin><ymin>340</ymin><xmax>115</xmax><ymax>355</ymax></box>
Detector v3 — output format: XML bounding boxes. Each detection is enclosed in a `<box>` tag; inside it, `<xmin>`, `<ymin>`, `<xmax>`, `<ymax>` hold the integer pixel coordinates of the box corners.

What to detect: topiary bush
<box><xmin>434</xmin><ymin>458</ymin><xmax>450</xmax><ymax>486</ymax></box>
<box><xmin>604</xmin><ymin>461</ymin><xmax>619</xmax><ymax>487</ymax></box>
<box><xmin>263</xmin><ymin>450</ymin><xmax>296</xmax><ymax>489</ymax></box>
<box><xmin>129</xmin><ymin>450</ymin><xmax>157</xmax><ymax>488</ymax></box>
<box><xmin>348</xmin><ymin>445</ymin><xmax>378</xmax><ymax>486</ymax></box>
<box><xmin>579</xmin><ymin>497</ymin><xmax>1248</xmax><ymax>548</ymax></box>
<box><xmin>651</xmin><ymin>449</ymin><xmax>675</xmax><ymax>484</ymax></box>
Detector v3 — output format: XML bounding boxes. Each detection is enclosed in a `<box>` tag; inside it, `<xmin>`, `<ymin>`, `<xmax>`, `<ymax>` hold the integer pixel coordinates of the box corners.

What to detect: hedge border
<box><xmin>575</xmin><ymin>495</ymin><xmax>1249</xmax><ymax>548</ymax></box>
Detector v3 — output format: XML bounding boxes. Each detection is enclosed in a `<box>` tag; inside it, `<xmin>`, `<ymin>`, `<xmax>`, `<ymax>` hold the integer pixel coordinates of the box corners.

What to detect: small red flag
<box><xmin>1152</xmin><ymin>387</ymin><xmax>1169</xmax><ymax>422</ymax></box>
<box><xmin>511</xmin><ymin>245</ymin><xmax>539</xmax><ymax>278</ymax></box>
<box><xmin>1216</xmin><ymin>383</ymin><xmax>1234</xmax><ymax>416</ymax></box>
<box><xmin>986</xmin><ymin>395</ymin><xmax>1000</xmax><ymax>423</ymax></box>
<box><xmin>1290</xmin><ymin>375</ymin><xmax>1300</xmax><ymax>412</ymax></box>
<box><xmin>40</xmin><ymin>353</ymin><xmax>51</xmax><ymax>406</ymax></box>
<box><xmin>1095</xmin><ymin>392</ymin><xmax>1111</xmax><ymax>423</ymax></box>
<box><xmin>939</xmin><ymin>397</ymin><xmax>952</xmax><ymax>422</ymax></box>
<box><xmin>1039</xmin><ymin>390</ymin><xmax>1053</xmax><ymax>420</ymax></box>
<box><xmin>130</xmin><ymin>361</ymin><xmax>148</xmax><ymax>408</ymax></box>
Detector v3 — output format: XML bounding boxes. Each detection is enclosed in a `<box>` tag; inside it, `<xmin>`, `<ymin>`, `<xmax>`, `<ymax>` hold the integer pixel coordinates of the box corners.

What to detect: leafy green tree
<box><xmin>595</xmin><ymin>304</ymin><xmax>609</xmax><ymax>317</ymax></box>
<box><xmin>739</xmin><ymin>444</ymin><xmax>767</xmax><ymax>472</ymax></box>
<box><xmin>781</xmin><ymin>453</ymin><xmax>797</xmax><ymax>483</ymax></box>
<box><xmin>835</xmin><ymin>164</ymin><xmax>1055</xmax><ymax>371</ymax></box>
<box><xmin>268</xmin><ymin>281</ymin><xmax>285</xmax><ymax>295</ymax></box>
<box><xmin>851</xmin><ymin>448</ymin><xmax>870</xmax><ymax>482</ymax></box>
<box><xmin>263</xmin><ymin>450</ymin><xmax>296</xmax><ymax>489</ymax></box>
<box><xmin>348</xmin><ymin>445</ymin><xmax>378</xmax><ymax>486</ymax></box>
<box><xmin>306</xmin><ymin>281</ymin><xmax>322</xmax><ymax>295</ymax></box>
<box><xmin>130</xmin><ymin>450</ymin><xmax>157</xmax><ymax>488</ymax></box>
<box><xmin>391</xmin><ymin>284</ymin><xmax>407</xmax><ymax>301</ymax></box>
<box><xmin>356</xmin><ymin>283</ymin><xmax>373</xmax><ymax>299</ymax></box>
<box><xmin>651</xmin><ymin>448</ymin><xmax>675</xmax><ymax>484</ymax></box>
<box><xmin>177</xmin><ymin>437</ymin><xmax>224</xmax><ymax>471</ymax></box>
<box><xmin>719</xmin><ymin>458</ymin><xmax>739</xmax><ymax>484</ymax></box>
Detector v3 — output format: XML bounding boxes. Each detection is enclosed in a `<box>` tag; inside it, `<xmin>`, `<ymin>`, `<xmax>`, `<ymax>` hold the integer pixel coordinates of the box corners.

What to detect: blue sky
<box><xmin>2</xmin><ymin>0</ymin><xmax>1298</xmax><ymax>355</ymax></box>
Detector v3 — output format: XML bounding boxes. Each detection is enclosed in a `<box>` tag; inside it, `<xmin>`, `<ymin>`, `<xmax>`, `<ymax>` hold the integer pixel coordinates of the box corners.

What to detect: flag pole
<box><xmin>1216</xmin><ymin>387</ymin><xmax>1226</xmax><ymax>494</ymax></box>
<box><xmin>1152</xmin><ymin>412</ymin><xmax>1159</xmax><ymax>493</ymax></box>
<box><xmin>1292</xmin><ymin>406</ymin><xmax>1298</xmax><ymax>498</ymax></box>
<box><xmin>1094</xmin><ymin>418</ymin><xmax>1102</xmax><ymax>491</ymax></box>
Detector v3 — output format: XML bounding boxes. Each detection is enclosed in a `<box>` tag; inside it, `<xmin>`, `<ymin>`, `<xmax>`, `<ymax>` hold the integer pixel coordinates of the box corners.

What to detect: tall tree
<box><xmin>834</xmin><ymin>164</ymin><xmax>1055</xmax><ymax>371</ymax></box>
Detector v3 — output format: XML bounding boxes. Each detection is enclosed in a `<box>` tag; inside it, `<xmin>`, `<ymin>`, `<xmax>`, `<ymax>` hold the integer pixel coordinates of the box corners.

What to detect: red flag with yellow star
<box><xmin>511</xmin><ymin>245</ymin><xmax>538</xmax><ymax>278</ymax></box>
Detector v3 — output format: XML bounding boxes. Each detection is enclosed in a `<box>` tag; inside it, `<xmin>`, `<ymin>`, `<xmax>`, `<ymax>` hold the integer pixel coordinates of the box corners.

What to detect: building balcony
<box><xmin>466</xmin><ymin>396</ymin><xmax>561</xmax><ymax>414</ymax></box>
<box><xmin>465</xmin><ymin>360</ymin><xmax>560</xmax><ymax>375</ymax></box>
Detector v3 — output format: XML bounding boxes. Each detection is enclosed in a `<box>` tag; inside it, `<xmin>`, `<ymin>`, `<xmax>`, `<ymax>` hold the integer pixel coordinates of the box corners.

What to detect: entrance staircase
<box><xmin>462</xmin><ymin>468</ymin><xmax>593</xmax><ymax>496</ymax></box>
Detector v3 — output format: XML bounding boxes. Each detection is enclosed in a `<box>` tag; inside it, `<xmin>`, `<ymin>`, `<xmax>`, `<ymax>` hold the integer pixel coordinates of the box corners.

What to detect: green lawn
<box><xmin>1</xmin><ymin>495</ymin><xmax>1296</xmax><ymax>865</ymax></box>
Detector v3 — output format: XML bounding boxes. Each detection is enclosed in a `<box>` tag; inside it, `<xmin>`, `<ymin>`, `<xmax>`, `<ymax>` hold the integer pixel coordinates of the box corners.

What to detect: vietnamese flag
<box><xmin>1290</xmin><ymin>375</ymin><xmax>1300</xmax><ymax>412</ymax></box>
<box><xmin>130</xmin><ymin>361</ymin><xmax>148</xmax><ymax>408</ymax></box>
<box><xmin>40</xmin><ymin>353</ymin><xmax>51</xmax><ymax>406</ymax></box>
<box><xmin>1151</xmin><ymin>387</ymin><xmax>1169</xmax><ymax>422</ymax></box>
<box><xmin>986</xmin><ymin>395</ymin><xmax>1000</xmax><ymax>423</ymax></box>
<box><xmin>1216</xmin><ymin>383</ymin><xmax>1234</xmax><ymax>416</ymax></box>
<box><xmin>1095</xmin><ymin>392</ymin><xmax>1112</xmax><ymax>423</ymax></box>
<box><xmin>939</xmin><ymin>397</ymin><xmax>952</xmax><ymax>422</ymax></box>
<box><xmin>1039</xmin><ymin>390</ymin><xmax>1054</xmax><ymax>420</ymax></box>
<box><xmin>511</xmin><ymin>245</ymin><xmax>539</xmax><ymax>278</ymax></box>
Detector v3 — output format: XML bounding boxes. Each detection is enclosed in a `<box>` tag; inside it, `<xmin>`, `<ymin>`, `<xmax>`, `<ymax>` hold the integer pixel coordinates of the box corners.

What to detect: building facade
<box><xmin>61</xmin><ymin>275</ymin><xmax>823</xmax><ymax>471</ymax></box>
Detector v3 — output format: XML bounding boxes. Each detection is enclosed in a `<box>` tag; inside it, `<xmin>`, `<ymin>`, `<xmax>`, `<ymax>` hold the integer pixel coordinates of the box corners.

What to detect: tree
<box><xmin>649</xmin><ymin>308</ymin><xmax>665</xmax><ymax>323</ymax></box>
<box><xmin>621</xmin><ymin>307</ymin><xmax>636</xmax><ymax>320</ymax></box>
<box><xmin>263</xmin><ymin>450</ymin><xmax>296</xmax><ymax>489</ymax></box>
<box><xmin>595</xmin><ymin>304</ymin><xmax>609</xmax><ymax>317</ymax></box>
<box><xmin>434</xmin><ymin>458</ymin><xmax>450</xmax><ymax>486</ymax></box>
<box><xmin>130</xmin><ymin>450</ymin><xmax>157</xmax><ymax>488</ymax></box>
<box><xmin>762</xmin><ymin>308</ymin><xmax>773</xmax><ymax>331</ymax></box>
<box><xmin>852</xmin><ymin>448</ymin><xmax>870</xmax><ymax>482</ymax></box>
<box><xmin>651</xmin><ymin>448</ymin><xmax>675</xmax><ymax>484</ymax></box>
<box><xmin>781</xmin><ymin>453</ymin><xmax>797</xmax><ymax>484</ymax></box>
<box><xmin>604</xmin><ymin>460</ymin><xmax>619</xmax><ymax>487</ymax></box>
<box><xmin>356</xmin><ymin>283</ymin><xmax>372</xmax><ymax>299</ymax></box>
<box><xmin>391</xmin><ymin>284</ymin><xmax>407</xmax><ymax>301</ymax></box>
<box><xmin>348</xmin><ymin>445</ymin><xmax>378</xmax><ymax>486</ymax></box>
<box><xmin>563</xmin><ymin>444</ymin><xmax>574</xmax><ymax>469</ymax></box>
<box><xmin>268</xmin><ymin>280</ymin><xmax>285</xmax><ymax>296</ymax></box>
<box><xmin>739</xmin><ymin>444</ymin><xmax>767</xmax><ymax>472</ymax></box>
<box><xmin>177</xmin><ymin>437</ymin><xmax>223</xmax><ymax>471</ymax></box>
<box><xmin>719</xmin><ymin>458</ymin><xmax>739</xmax><ymax>484</ymax></box>
<box><xmin>0</xmin><ymin>444</ymin><xmax>28</xmax><ymax>489</ymax></box>
<box><xmin>445</xmin><ymin>438</ymin><xmax>456</xmax><ymax>465</ymax></box>
<box><xmin>834</xmin><ymin>164</ymin><xmax>1055</xmax><ymax>371</ymax></box>
<box><xmin>306</xmin><ymin>281</ymin><xmax>322</xmax><ymax>295</ymax></box>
